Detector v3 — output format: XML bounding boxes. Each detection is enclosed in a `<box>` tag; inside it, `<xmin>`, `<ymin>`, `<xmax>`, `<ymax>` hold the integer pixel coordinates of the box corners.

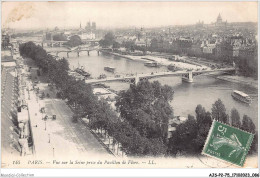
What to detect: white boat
<box><xmin>144</xmin><ymin>62</ymin><xmax>161</xmax><ymax>67</ymax></box>
<box><xmin>231</xmin><ymin>90</ymin><xmax>252</xmax><ymax>104</ymax></box>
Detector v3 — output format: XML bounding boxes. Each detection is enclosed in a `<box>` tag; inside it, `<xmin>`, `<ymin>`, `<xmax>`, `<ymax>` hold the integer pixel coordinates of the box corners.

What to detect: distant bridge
<box><xmin>10</xmin><ymin>37</ymin><xmax>101</xmax><ymax>48</ymax></box>
<box><xmin>10</xmin><ymin>39</ymin><xmax>67</xmax><ymax>48</ymax></box>
<box><xmin>85</xmin><ymin>68</ymin><xmax>236</xmax><ymax>85</ymax></box>
<box><xmin>46</xmin><ymin>47</ymin><xmax>111</xmax><ymax>57</ymax></box>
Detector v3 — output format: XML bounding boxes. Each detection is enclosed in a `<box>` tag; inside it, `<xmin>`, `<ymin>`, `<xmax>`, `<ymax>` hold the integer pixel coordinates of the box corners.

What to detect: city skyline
<box><xmin>2</xmin><ymin>1</ymin><xmax>258</xmax><ymax>30</ymax></box>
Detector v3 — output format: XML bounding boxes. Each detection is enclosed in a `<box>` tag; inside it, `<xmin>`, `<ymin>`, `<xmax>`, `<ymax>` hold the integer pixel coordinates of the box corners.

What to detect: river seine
<box><xmin>54</xmin><ymin>50</ymin><xmax>258</xmax><ymax>127</ymax></box>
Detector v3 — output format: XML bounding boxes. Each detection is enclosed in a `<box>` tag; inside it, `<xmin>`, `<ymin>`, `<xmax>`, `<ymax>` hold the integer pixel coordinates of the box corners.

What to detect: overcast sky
<box><xmin>2</xmin><ymin>1</ymin><xmax>258</xmax><ymax>30</ymax></box>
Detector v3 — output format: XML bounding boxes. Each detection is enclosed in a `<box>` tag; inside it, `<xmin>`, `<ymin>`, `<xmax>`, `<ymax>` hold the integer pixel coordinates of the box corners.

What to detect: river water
<box><xmin>52</xmin><ymin>50</ymin><xmax>258</xmax><ymax>127</ymax></box>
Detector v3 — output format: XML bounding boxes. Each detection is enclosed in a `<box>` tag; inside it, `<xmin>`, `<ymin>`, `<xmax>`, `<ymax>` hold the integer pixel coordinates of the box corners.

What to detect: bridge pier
<box><xmin>11</xmin><ymin>49</ymin><xmax>13</xmax><ymax>57</ymax></box>
<box><xmin>135</xmin><ymin>75</ymin><xmax>140</xmax><ymax>85</ymax></box>
<box><xmin>87</xmin><ymin>51</ymin><xmax>90</xmax><ymax>56</ymax></box>
<box><xmin>182</xmin><ymin>71</ymin><xmax>193</xmax><ymax>83</ymax></box>
<box><xmin>67</xmin><ymin>52</ymin><xmax>69</xmax><ymax>58</ymax></box>
<box><xmin>77</xmin><ymin>52</ymin><xmax>80</xmax><ymax>57</ymax></box>
<box><xmin>235</xmin><ymin>68</ymin><xmax>239</xmax><ymax>75</ymax></box>
<box><xmin>97</xmin><ymin>50</ymin><xmax>100</xmax><ymax>56</ymax></box>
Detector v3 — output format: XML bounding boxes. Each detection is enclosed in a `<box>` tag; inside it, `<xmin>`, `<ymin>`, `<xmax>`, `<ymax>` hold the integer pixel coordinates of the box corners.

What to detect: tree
<box><xmin>99</xmin><ymin>32</ymin><xmax>115</xmax><ymax>48</ymax></box>
<box><xmin>230</xmin><ymin>108</ymin><xmax>241</xmax><ymax>128</ymax></box>
<box><xmin>52</xmin><ymin>57</ymin><xmax>70</xmax><ymax>90</ymax></box>
<box><xmin>193</xmin><ymin>104</ymin><xmax>213</xmax><ymax>153</ymax></box>
<box><xmin>194</xmin><ymin>111</ymin><xmax>212</xmax><ymax>152</ymax></box>
<box><xmin>241</xmin><ymin>115</ymin><xmax>257</xmax><ymax>154</ymax></box>
<box><xmin>112</xmin><ymin>42</ymin><xmax>120</xmax><ymax>50</ymax></box>
<box><xmin>53</xmin><ymin>33</ymin><xmax>67</xmax><ymax>41</ymax></box>
<box><xmin>150</xmin><ymin>38</ymin><xmax>159</xmax><ymax>51</ymax></box>
<box><xmin>123</xmin><ymin>40</ymin><xmax>135</xmax><ymax>51</ymax></box>
<box><xmin>168</xmin><ymin>115</ymin><xmax>198</xmax><ymax>155</ymax></box>
<box><xmin>104</xmin><ymin>32</ymin><xmax>115</xmax><ymax>43</ymax></box>
<box><xmin>211</xmin><ymin>99</ymin><xmax>229</xmax><ymax>124</ymax></box>
<box><xmin>65</xmin><ymin>35</ymin><xmax>82</xmax><ymax>47</ymax></box>
<box><xmin>195</xmin><ymin>104</ymin><xmax>206</xmax><ymax>126</ymax></box>
<box><xmin>241</xmin><ymin>115</ymin><xmax>255</xmax><ymax>133</ymax></box>
<box><xmin>250</xmin><ymin>132</ymin><xmax>258</xmax><ymax>154</ymax></box>
<box><xmin>116</xmin><ymin>80</ymin><xmax>174</xmax><ymax>143</ymax></box>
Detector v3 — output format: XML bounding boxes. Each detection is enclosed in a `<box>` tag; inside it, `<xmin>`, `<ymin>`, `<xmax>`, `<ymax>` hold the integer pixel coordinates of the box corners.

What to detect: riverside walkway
<box><xmin>23</xmin><ymin>60</ymin><xmax>112</xmax><ymax>162</ymax></box>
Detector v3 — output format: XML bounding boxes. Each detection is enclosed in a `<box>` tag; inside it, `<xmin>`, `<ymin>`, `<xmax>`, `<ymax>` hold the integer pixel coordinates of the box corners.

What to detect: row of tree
<box><xmin>19</xmin><ymin>42</ymin><xmax>172</xmax><ymax>156</ymax></box>
<box><xmin>168</xmin><ymin>99</ymin><xmax>257</xmax><ymax>155</ymax></box>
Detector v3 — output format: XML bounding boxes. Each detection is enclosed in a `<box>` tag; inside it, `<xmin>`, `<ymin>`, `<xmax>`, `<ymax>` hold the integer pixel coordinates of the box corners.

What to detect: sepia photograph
<box><xmin>1</xmin><ymin>0</ymin><xmax>259</xmax><ymax>175</ymax></box>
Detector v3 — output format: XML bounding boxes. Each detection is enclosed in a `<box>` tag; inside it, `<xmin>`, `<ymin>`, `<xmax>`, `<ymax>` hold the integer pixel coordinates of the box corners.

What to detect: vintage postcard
<box><xmin>1</xmin><ymin>1</ymin><xmax>258</xmax><ymax>172</ymax></box>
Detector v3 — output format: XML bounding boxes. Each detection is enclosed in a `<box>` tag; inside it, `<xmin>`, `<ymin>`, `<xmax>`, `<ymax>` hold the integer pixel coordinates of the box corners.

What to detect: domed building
<box><xmin>215</xmin><ymin>13</ymin><xmax>227</xmax><ymax>27</ymax></box>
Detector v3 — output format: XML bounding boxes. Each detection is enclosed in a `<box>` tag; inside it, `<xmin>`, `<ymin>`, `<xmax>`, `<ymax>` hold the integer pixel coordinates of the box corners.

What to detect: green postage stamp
<box><xmin>202</xmin><ymin>120</ymin><xmax>254</xmax><ymax>167</ymax></box>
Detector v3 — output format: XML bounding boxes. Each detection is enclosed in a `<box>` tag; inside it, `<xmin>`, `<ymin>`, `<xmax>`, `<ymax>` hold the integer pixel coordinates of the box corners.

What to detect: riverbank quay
<box><xmin>100</xmin><ymin>50</ymin><xmax>208</xmax><ymax>70</ymax></box>
<box><xmin>217</xmin><ymin>75</ymin><xmax>258</xmax><ymax>89</ymax></box>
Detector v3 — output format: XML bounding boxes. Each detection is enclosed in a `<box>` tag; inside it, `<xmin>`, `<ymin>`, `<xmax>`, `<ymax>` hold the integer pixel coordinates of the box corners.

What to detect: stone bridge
<box><xmin>84</xmin><ymin>68</ymin><xmax>236</xmax><ymax>85</ymax></box>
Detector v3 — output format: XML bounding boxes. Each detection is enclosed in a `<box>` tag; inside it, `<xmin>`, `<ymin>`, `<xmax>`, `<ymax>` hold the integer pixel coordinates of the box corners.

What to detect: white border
<box><xmin>1</xmin><ymin>0</ymin><xmax>259</xmax><ymax>177</ymax></box>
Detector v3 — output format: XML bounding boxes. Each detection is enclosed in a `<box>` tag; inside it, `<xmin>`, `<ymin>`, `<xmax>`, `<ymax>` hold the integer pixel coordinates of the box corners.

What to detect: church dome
<box><xmin>217</xmin><ymin>13</ymin><xmax>222</xmax><ymax>23</ymax></box>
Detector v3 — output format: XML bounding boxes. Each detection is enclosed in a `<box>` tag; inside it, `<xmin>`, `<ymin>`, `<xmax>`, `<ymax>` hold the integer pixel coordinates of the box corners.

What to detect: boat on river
<box><xmin>74</xmin><ymin>67</ymin><xmax>91</xmax><ymax>77</ymax></box>
<box><xmin>144</xmin><ymin>62</ymin><xmax>161</xmax><ymax>67</ymax></box>
<box><xmin>74</xmin><ymin>62</ymin><xmax>91</xmax><ymax>78</ymax></box>
<box><xmin>104</xmin><ymin>67</ymin><xmax>115</xmax><ymax>73</ymax></box>
<box><xmin>231</xmin><ymin>90</ymin><xmax>252</xmax><ymax>104</ymax></box>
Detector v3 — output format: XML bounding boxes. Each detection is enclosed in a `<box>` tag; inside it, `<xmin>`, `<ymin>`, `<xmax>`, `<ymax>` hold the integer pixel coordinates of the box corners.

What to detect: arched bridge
<box><xmin>46</xmin><ymin>47</ymin><xmax>111</xmax><ymax>57</ymax></box>
<box><xmin>85</xmin><ymin>68</ymin><xmax>236</xmax><ymax>85</ymax></box>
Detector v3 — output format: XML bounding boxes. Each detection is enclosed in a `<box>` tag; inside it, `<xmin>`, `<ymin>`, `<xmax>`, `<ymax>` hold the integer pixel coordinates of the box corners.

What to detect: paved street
<box><xmin>24</xmin><ymin>60</ymin><xmax>111</xmax><ymax>160</ymax></box>
<box><xmin>44</xmin><ymin>98</ymin><xmax>110</xmax><ymax>156</ymax></box>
